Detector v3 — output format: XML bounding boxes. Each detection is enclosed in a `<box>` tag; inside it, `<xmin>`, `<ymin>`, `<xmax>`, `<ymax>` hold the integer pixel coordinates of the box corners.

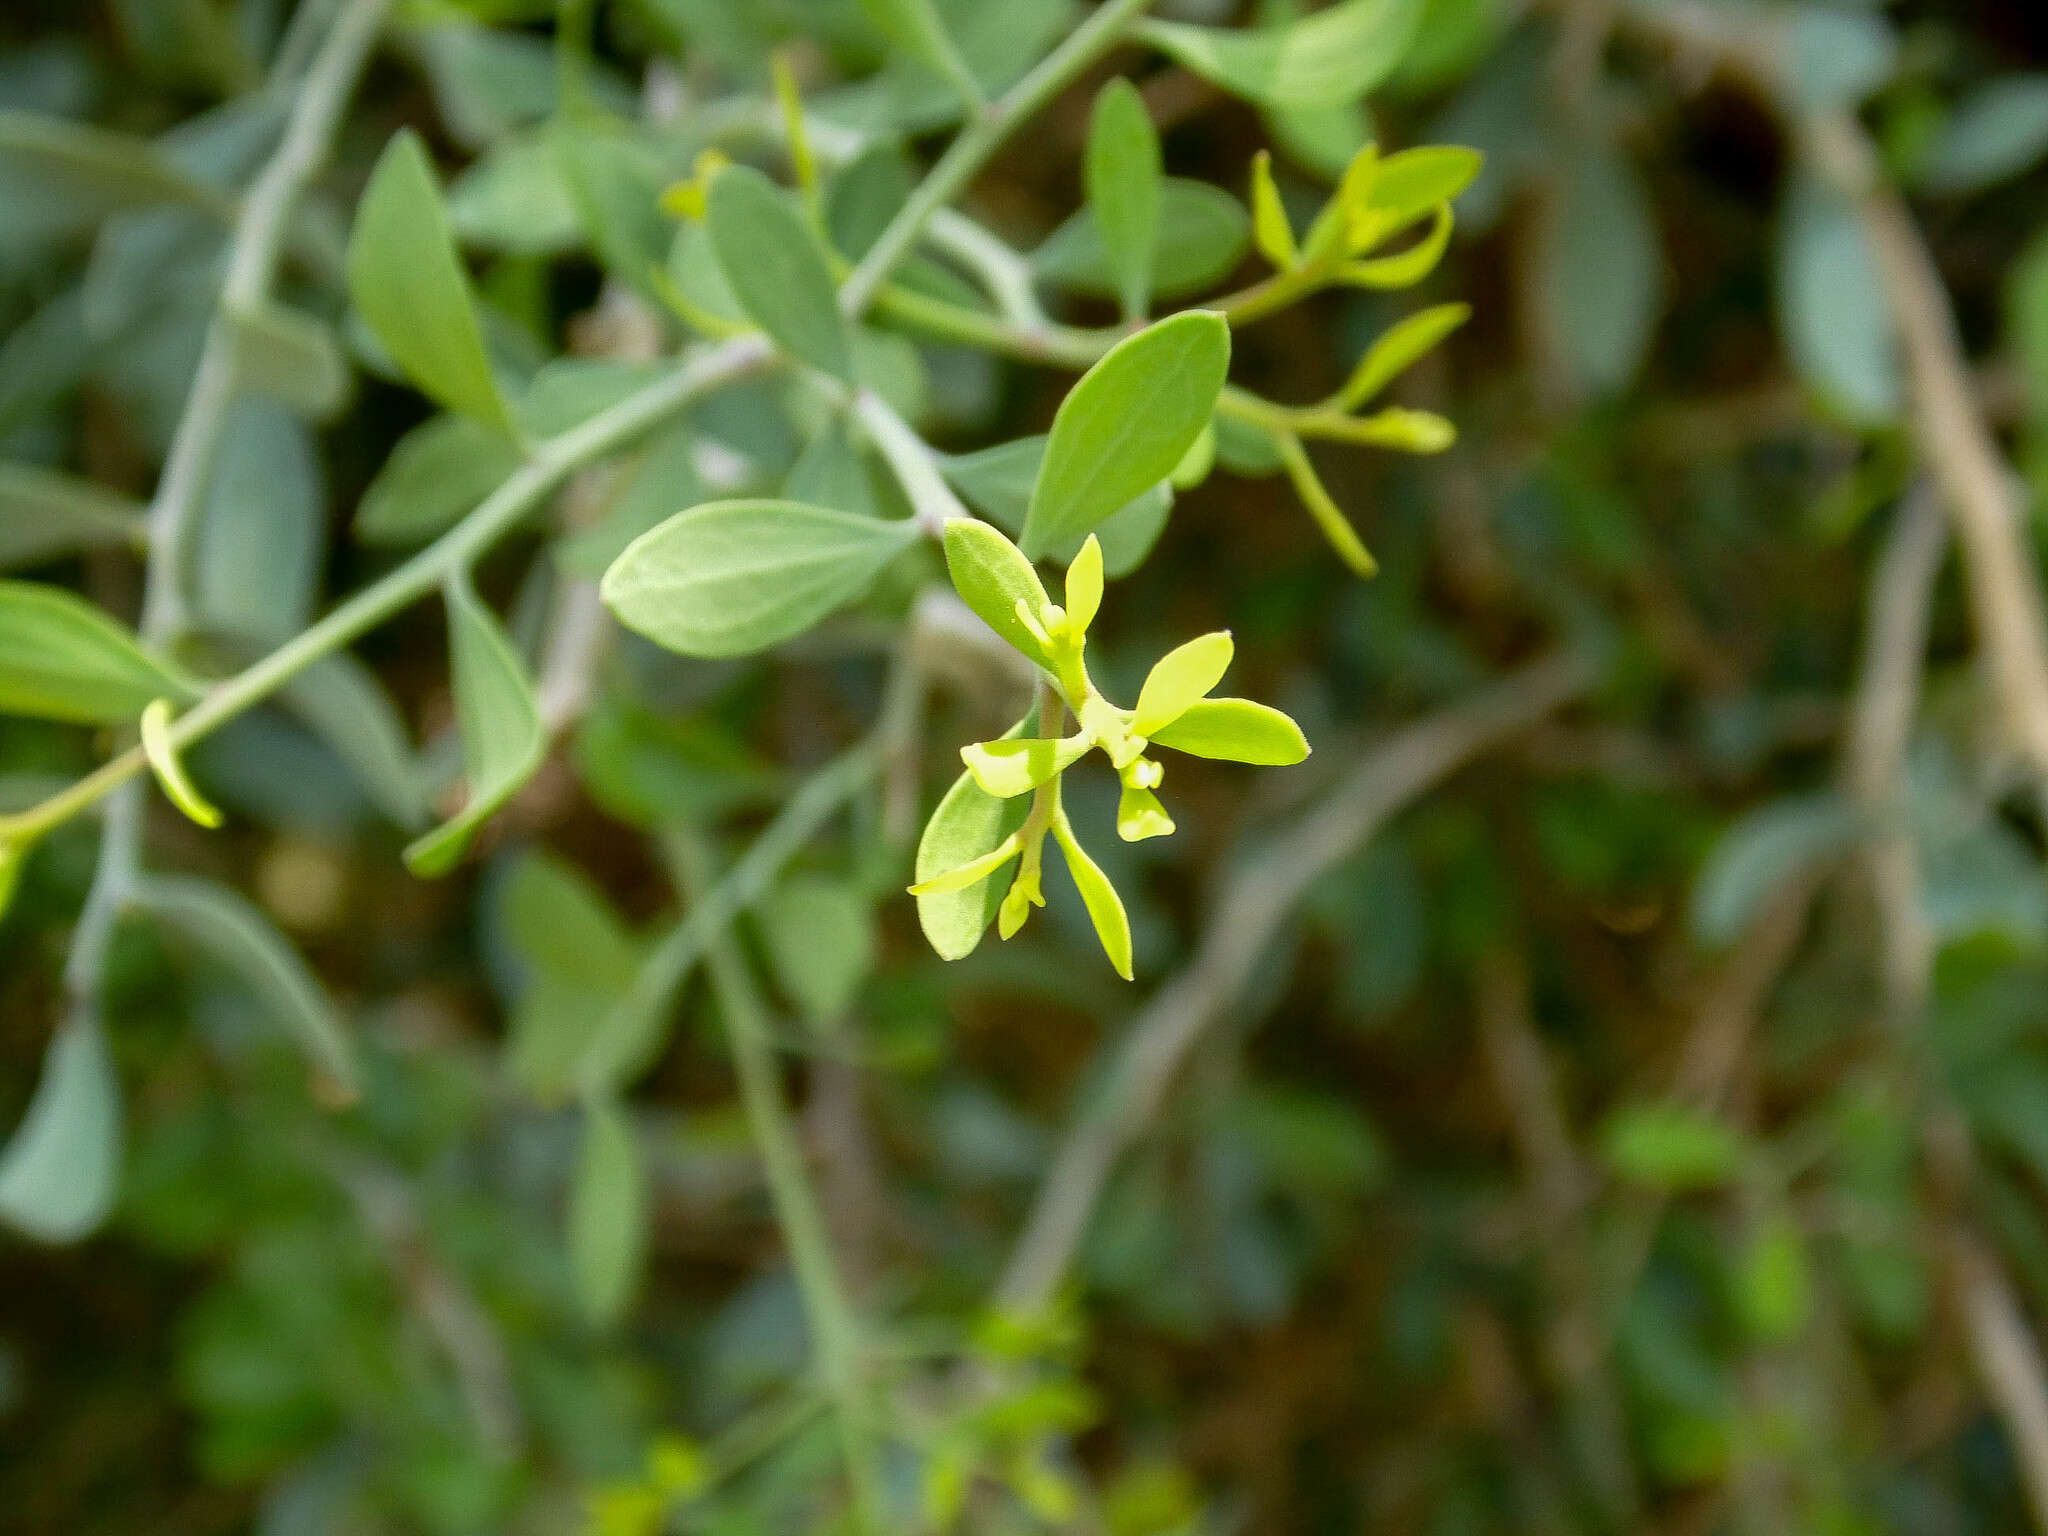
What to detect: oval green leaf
<box><xmin>0</xmin><ymin>1012</ymin><xmax>120</xmax><ymax>1244</ymax></box>
<box><xmin>403</xmin><ymin>576</ymin><xmax>545</xmax><ymax>877</ymax></box>
<box><xmin>602</xmin><ymin>499</ymin><xmax>918</xmax><ymax>659</ymax></box>
<box><xmin>356</xmin><ymin>413</ymin><xmax>524</xmax><ymax>547</ymax></box>
<box><xmin>1148</xmin><ymin>697</ymin><xmax>1310</xmax><ymax>765</ymax></box>
<box><xmin>0</xmin><ymin>579</ymin><xmax>195</xmax><ymax>724</ymax></box>
<box><xmin>705</xmin><ymin>164</ymin><xmax>854</xmax><ymax>384</ymax></box>
<box><xmin>1135</xmin><ymin>0</ymin><xmax>1426</xmax><ymax>110</ymax></box>
<box><xmin>916</xmin><ymin>730</ymin><xmax>1033</xmax><ymax>961</ymax></box>
<box><xmin>347</xmin><ymin>128</ymin><xmax>515</xmax><ymax>434</ymax></box>
<box><xmin>940</xmin><ymin>517</ymin><xmax>1055</xmax><ymax>670</ymax></box>
<box><xmin>1034</xmin><ymin>178</ymin><xmax>1250</xmax><ymax>302</ymax></box>
<box><xmin>129</xmin><ymin>873</ymin><xmax>359</xmax><ymax>1099</ymax></box>
<box><xmin>1021</xmin><ymin>311</ymin><xmax>1230</xmax><ymax>558</ymax></box>
<box><xmin>570</xmin><ymin>1095</ymin><xmax>645</xmax><ymax>1327</ymax></box>
<box><xmin>1086</xmin><ymin>78</ymin><xmax>1162</xmax><ymax>319</ymax></box>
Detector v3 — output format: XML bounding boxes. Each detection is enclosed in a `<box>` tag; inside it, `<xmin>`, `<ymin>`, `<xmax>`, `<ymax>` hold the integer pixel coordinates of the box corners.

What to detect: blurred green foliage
<box><xmin>7</xmin><ymin>0</ymin><xmax>2048</xmax><ymax>1533</ymax></box>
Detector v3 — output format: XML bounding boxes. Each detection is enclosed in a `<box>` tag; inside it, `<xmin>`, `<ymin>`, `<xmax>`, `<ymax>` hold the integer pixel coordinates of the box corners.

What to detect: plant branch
<box><xmin>0</xmin><ymin>336</ymin><xmax>774</xmax><ymax>850</ymax></box>
<box><xmin>59</xmin><ymin>0</ymin><xmax>393</xmax><ymax>1024</ymax></box>
<box><xmin>839</xmin><ymin>0</ymin><xmax>1156</xmax><ymax>318</ymax></box>
<box><xmin>995</xmin><ymin>650</ymin><xmax>1597</xmax><ymax>1312</ymax></box>
<box><xmin>664</xmin><ymin>826</ymin><xmax>887</xmax><ymax>1532</ymax></box>
<box><xmin>1614</xmin><ymin>0</ymin><xmax>2048</xmax><ymax>781</ymax></box>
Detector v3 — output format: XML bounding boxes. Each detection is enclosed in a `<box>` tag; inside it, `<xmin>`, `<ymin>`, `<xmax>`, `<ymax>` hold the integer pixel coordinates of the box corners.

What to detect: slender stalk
<box><xmin>852</xmin><ymin>388</ymin><xmax>971</xmax><ymax>532</ymax></box>
<box><xmin>839</xmin><ymin>0</ymin><xmax>1156</xmax><ymax>318</ymax></box>
<box><xmin>665</xmin><ymin>827</ymin><xmax>888</xmax><ymax>1532</ymax></box>
<box><xmin>580</xmin><ymin>732</ymin><xmax>884</xmax><ymax>1089</ymax></box>
<box><xmin>0</xmin><ymin>337</ymin><xmax>773</xmax><ymax>849</ymax></box>
<box><xmin>58</xmin><ymin>0</ymin><xmax>393</xmax><ymax>1016</ymax></box>
<box><xmin>144</xmin><ymin>0</ymin><xmax>394</xmax><ymax>644</ymax></box>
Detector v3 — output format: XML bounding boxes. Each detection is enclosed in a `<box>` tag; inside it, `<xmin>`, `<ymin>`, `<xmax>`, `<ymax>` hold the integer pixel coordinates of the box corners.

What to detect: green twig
<box><xmin>665</xmin><ymin>827</ymin><xmax>889</xmax><ymax>1532</ymax></box>
<box><xmin>838</xmin><ymin>0</ymin><xmax>1156</xmax><ymax>318</ymax></box>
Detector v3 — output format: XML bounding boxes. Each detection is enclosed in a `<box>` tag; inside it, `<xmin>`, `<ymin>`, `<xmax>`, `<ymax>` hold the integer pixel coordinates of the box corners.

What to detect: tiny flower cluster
<box><xmin>912</xmin><ymin>521</ymin><xmax>1309</xmax><ymax>978</ymax></box>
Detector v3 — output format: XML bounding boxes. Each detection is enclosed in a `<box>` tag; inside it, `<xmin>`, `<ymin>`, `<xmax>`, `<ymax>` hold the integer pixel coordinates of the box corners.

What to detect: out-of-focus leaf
<box><xmin>228</xmin><ymin>301</ymin><xmax>350</xmax><ymax>420</ymax></box>
<box><xmin>555</xmin><ymin>124</ymin><xmax>671</xmax><ymax>302</ymax></box>
<box><xmin>0</xmin><ymin>462</ymin><xmax>144</xmax><ymax>570</ymax></box>
<box><xmin>1549</xmin><ymin>143</ymin><xmax>1660</xmax><ymax>396</ymax></box>
<box><xmin>1602</xmin><ymin>1103</ymin><xmax>1744</xmax><ymax>1190</ymax></box>
<box><xmin>859</xmin><ymin>0</ymin><xmax>980</xmax><ymax>105</ymax></box>
<box><xmin>602</xmin><ymin>499</ymin><xmax>917</xmax><ymax>659</ymax></box>
<box><xmin>704</xmin><ymin>164</ymin><xmax>853</xmax><ymax>383</ymax></box>
<box><xmin>346</xmin><ymin>128</ymin><xmax>516</xmax><ymax>434</ymax></box>
<box><xmin>1917</xmin><ymin>77</ymin><xmax>2048</xmax><ymax>196</ymax></box>
<box><xmin>0</xmin><ymin>580</ymin><xmax>195</xmax><ymax>723</ymax></box>
<box><xmin>1777</xmin><ymin>171</ymin><xmax>1901</xmax><ymax>425</ymax></box>
<box><xmin>570</xmin><ymin>1096</ymin><xmax>644</xmax><ymax>1326</ymax></box>
<box><xmin>758</xmin><ymin>875</ymin><xmax>876</xmax><ymax>1026</ymax></box>
<box><xmin>1085</xmin><ymin>77</ymin><xmax>1161</xmax><ymax>320</ymax></box>
<box><xmin>403</xmin><ymin>576</ymin><xmax>545</xmax><ymax>876</ymax></box>
<box><xmin>448</xmin><ymin>130</ymin><xmax>583</xmax><ymax>255</ymax></box>
<box><xmin>193</xmin><ymin>398</ymin><xmax>322</xmax><ymax>646</ymax></box>
<box><xmin>354</xmin><ymin>413</ymin><xmax>524</xmax><ymax>547</ymax></box>
<box><xmin>1034</xmin><ymin>179</ymin><xmax>1249</xmax><ymax>302</ymax></box>
<box><xmin>1732</xmin><ymin>1211</ymin><xmax>1812</xmax><ymax>1343</ymax></box>
<box><xmin>279</xmin><ymin>653</ymin><xmax>427</xmax><ymax>830</ymax></box>
<box><xmin>129</xmin><ymin>874</ymin><xmax>358</xmax><ymax>1098</ymax></box>
<box><xmin>0</xmin><ymin>1012</ymin><xmax>119</xmax><ymax>1243</ymax></box>
<box><xmin>1691</xmin><ymin>792</ymin><xmax>1858</xmax><ymax>947</ymax></box>
<box><xmin>1135</xmin><ymin>0</ymin><xmax>1426</xmax><ymax>110</ymax></box>
<box><xmin>0</xmin><ymin>109</ymin><xmax>230</xmax><ymax>239</ymax></box>
<box><xmin>1790</xmin><ymin>6</ymin><xmax>1896</xmax><ymax>112</ymax></box>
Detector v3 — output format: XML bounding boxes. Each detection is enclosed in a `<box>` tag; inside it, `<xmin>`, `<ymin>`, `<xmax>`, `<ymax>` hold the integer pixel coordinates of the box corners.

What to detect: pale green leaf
<box><xmin>570</xmin><ymin>1096</ymin><xmax>644</xmax><ymax>1326</ymax></box>
<box><xmin>1249</xmin><ymin>150</ymin><xmax>1297</xmax><ymax>267</ymax></box>
<box><xmin>1052</xmin><ymin>815</ymin><xmax>1132</xmax><ymax>979</ymax></box>
<box><xmin>1136</xmin><ymin>0</ymin><xmax>1426</xmax><ymax>109</ymax></box>
<box><xmin>1777</xmin><ymin>170</ymin><xmax>1901</xmax><ymax>425</ymax></box>
<box><xmin>940</xmin><ymin>516</ymin><xmax>1054</xmax><ymax>670</ymax></box>
<box><xmin>447</xmin><ymin>130</ymin><xmax>583</xmax><ymax>255</ymax></box>
<box><xmin>1918</xmin><ymin>76</ymin><xmax>2048</xmax><ymax>197</ymax></box>
<box><xmin>229</xmin><ymin>300</ymin><xmax>350</xmax><ymax>419</ymax></box>
<box><xmin>1085</xmin><ymin>77</ymin><xmax>1161</xmax><ymax>319</ymax></box>
<box><xmin>0</xmin><ymin>462</ymin><xmax>145</xmax><ymax>571</ymax></box>
<box><xmin>758</xmin><ymin>874</ymin><xmax>876</xmax><ymax>1025</ymax></box>
<box><xmin>194</xmin><ymin>398</ymin><xmax>322</xmax><ymax>645</ymax></box>
<box><xmin>1335</xmin><ymin>302</ymin><xmax>1470</xmax><ymax>410</ymax></box>
<box><xmin>916</xmin><ymin>726</ymin><xmax>1033</xmax><ymax>961</ymax></box>
<box><xmin>346</xmin><ymin>128</ymin><xmax>516</xmax><ymax>433</ymax></box>
<box><xmin>280</xmin><ymin>653</ymin><xmax>428</xmax><ymax>830</ymax></box>
<box><xmin>860</xmin><ymin>0</ymin><xmax>981</xmax><ymax>105</ymax></box>
<box><xmin>141</xmin><ymin>698</ymin><xmax>224</xmax><ymax>828</ymax></box>
<box><xmin>0</xmin><ymin>1012</ymin><xmax>120</xmax><ymax>1243</ymax></box>
<box><xmin>705</xmin><ymin>164</ymin><xmax>854</xmax><ymax>383</ymax></box>
<box><xmin>602</xmin><ymin>499</ymin><xmax>917</xmax><ymax>658</ymax></box>
<box><xmin>1603</xmin><ymin>1102</ymin><xmax>1745</xmax><ymax>1190</ymax></box>
<box><xmin>1133</xmin><ymin>631</ymin><xmax>1233</xmax><ymax>736</ymax></box>
<box><xmin>1034</xmin><ymin>178</ymin><xmax>1249</xmax><ymax>302</ymax></box>
<box><xmin>0</xmin><ymin>108</ymin><xmax>232</xmax><ymax>236</ymax></box>
<box><xmin>961</xmin><ymin>735</ymin><xmax>1091</xmax><ymax>798</ymax></box>
<box><xmin>1364</xmin><ymin>145</ymin><xmax>1483</xmax><ymax>228</ymax></box>
<box><xmin>0</xmin><ymin>579</ymin><xmax>195</xmax><ymax>723</ymax></box>
<box><xmin>403</xmin><ymin>577</ymin><xmax>546</xmax><ymax>876</ymax></box>
<box><xmin>128</xmin><ymin>873</ymin><xmax>359</xmax><ymax>1098</ymax></box>
<box><xmin>1691</xmin><ymin>791</ymin><xmax>1859</xmax><ymax>947</ymax></box>
<box><xmin>1549</xmin><ymin>144</ymin><xmax>1661</xmax><ymax>396</ymax></box>
<box><xmin>1149</xmin><ymin>697</ymin><xmax>1310</xmax><ymax>765</ymax></box>
<box><xmin>1022</xmin><ymin>311</ymin><xmax>1230</xmax><ymax>557</ymax></box>
<box><xmin>355</xmin><ymin>413</ymin><xmax>524</xmax><ymax>546</ymax></box>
